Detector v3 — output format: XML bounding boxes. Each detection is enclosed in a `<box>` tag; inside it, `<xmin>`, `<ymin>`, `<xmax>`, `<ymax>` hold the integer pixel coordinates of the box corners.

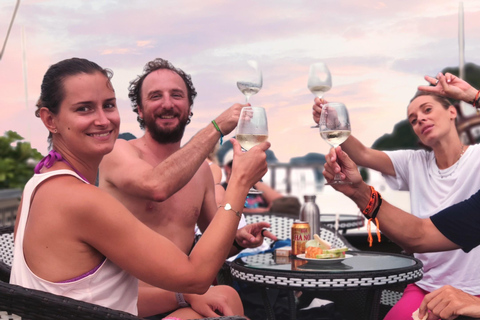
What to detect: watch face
<box><xmin>225</xmin><ymin>203</ymin><xmax>232</xmax><ymax>210</ymax></box>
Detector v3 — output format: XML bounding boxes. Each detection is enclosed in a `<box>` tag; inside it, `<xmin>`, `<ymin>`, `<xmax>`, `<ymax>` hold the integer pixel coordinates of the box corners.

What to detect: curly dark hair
<box><xmin>128</xmin><ymin>58</ymin><xmax>197</xmax><ymax>129</ymax></box>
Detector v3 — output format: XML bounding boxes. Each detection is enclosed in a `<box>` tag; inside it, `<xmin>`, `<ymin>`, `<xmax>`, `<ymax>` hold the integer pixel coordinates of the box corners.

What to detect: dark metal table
<box><xmin>229</xmin><ymin>251</ymin><xmax>422</xmax><ymax>320</ymax></box>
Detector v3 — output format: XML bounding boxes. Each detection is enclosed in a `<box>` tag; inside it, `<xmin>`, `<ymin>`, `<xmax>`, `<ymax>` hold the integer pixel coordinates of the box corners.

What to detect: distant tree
<box><xmin>372</xmin><ymin>120</ymin><xmax>420</xmax><ymax>151</ymax></box>
<box><xmin>0</xmin><ymin>131</ymin><xmax>44</xmax><ymax>189</ymax></box>
<box><xmin>443</xmin><ymin>63</ymin><xmax>480</xmax><ymax>92</ymax></box>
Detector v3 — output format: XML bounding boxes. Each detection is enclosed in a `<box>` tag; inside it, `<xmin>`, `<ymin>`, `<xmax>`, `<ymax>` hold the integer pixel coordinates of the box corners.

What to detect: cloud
<box><xmin>2</xmin><ymin>0</ymin><xmax>480</xmax><ymax>160</ymax></box>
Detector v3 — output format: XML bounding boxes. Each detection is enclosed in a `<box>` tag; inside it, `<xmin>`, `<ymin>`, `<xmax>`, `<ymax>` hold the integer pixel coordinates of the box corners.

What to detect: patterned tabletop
<box><xmin>230</xmin><ymin>251</ymin><xmax>423</xmax><ymax>291</ymax></box>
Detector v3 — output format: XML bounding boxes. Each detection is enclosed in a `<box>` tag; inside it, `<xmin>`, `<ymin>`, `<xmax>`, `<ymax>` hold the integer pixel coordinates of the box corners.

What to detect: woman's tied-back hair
<box><xmin>128</xmin><ymin>58</ymin><xmax>197</xmax><ymax>129</ymax></box>
<box><xmin>410</xmin><ymin>90</ymin><xmax>452</xmax><ymax>110</ymax></box>
<box><xmin>35</xmin><ymin>57</ymin><xmax>113</xmax><ymax>146</ymax></box>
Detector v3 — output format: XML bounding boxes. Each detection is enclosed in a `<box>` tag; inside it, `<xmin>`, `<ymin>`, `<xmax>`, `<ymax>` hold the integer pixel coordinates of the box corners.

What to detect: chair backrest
<box><xmin>0</xmin><ymin>226</ymin><xmax>14</xmax><ymax>282</ymax></box>
<box><xmin>244</xmin><ymin>213</ymin><xmax>356</xmax><ymax>250</ymax></box>
<box><xmin>0</xmin><ymin>280</ymin><xmax>249</xmax><ymax>320</ymax></box>
<box><xmin>0</xmin><ymin>280</ymin><xmax>142</xmax><ymax>320</ymax></box>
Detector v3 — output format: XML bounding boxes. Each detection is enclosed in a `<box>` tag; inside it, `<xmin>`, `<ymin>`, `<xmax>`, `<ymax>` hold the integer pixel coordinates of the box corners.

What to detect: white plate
<box><xmin>296</xmin><ymin>253</ymin><xmax>352</xmax><ymax>264</ymax></box>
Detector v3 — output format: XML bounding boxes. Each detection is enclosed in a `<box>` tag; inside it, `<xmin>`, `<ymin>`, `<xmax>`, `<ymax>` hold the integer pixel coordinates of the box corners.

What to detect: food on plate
<box><xmin>304</xmin><ymin>234</ymin><xmax>348</xmax><ymax>259</ymax></box>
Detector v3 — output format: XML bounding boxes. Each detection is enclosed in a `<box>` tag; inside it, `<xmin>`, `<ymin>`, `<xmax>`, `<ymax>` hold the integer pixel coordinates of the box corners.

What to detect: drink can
<box><xmin>291</xmin><ymin>220</ymin><xmax>311</xmax><ymax>255</ymax></box>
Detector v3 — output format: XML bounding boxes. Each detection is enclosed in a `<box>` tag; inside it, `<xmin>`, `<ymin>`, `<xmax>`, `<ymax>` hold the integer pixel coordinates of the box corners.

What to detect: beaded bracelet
<box><xmin>211</xmin><ymin>120</ymin><xmax>224</xmax><ymax>145</ymax></box>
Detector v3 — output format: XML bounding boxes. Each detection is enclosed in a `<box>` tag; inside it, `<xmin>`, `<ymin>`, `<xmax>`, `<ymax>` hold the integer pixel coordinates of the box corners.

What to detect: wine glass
<box><xmin>236</xmin><ymin>106</ymin><xmax>268</xmax><ymax>194</ymax></box>
<box><xmin>319</xmin><ymin>102</ymin><xmax>351</xmax><ymax>185</ymax></box>
<box><xmin>237</xmin><ymin>60</ymin><xmax>263</xmax><ymax>103</ymax></box>
<box><xmin>308</xmin><ymin>62</ymin><xmax>332</xmax><ymax>128</ymax></box>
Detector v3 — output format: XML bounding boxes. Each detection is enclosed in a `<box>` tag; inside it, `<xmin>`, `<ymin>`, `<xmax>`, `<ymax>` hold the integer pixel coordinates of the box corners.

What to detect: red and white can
<box><xmin>291</xmin><ymin>220</ymin><xmax>311</xmax><ymax>255</ymax></box>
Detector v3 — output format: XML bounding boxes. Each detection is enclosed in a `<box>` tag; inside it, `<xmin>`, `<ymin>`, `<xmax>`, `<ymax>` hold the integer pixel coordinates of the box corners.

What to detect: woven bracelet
<box><xmin>211</xmin><ymin>120</ymin><xmax>224</xmax><ymax>145</ymax></box>
<box><xmin>362</xmin><ymin>186</ymin><xmax>378</xmax><ymax>217</ymax></box>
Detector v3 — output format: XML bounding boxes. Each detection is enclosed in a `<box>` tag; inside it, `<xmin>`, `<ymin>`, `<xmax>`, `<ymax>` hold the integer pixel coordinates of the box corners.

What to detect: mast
<box><xmin>0</xmin><ymin>0</ymin><xmax>20</xmax><ymax>60</ymax></box>
<box><xmin>459</xmin><ymin>2</ymin><xmax>465</xmax><ymax>80</ymax></box>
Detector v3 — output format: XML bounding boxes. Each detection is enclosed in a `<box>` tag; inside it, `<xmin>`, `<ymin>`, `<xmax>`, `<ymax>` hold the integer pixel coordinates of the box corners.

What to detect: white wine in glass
<box><xmin>308</xmin><ymin>62</ymin><xmax>332</xmax><ymax>128</ymax></box>
<box><xmin>319</xmin><ymin>102</ymin><xmax>351</xmax><ymax>185</ymax></box>
<box><xmin>236</xmin><ymin>106</ymin><xmax>268</xmax><ymax>194</ymax></box>
<box><xmin>237</xmin><ymin>60</ymin><xmax>262</xmax><ymax>103</ymax></box>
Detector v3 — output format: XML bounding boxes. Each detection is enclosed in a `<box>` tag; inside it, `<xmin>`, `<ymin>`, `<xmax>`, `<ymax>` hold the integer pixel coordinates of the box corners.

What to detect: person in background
<box><xmin>207</xmin><ymin>141</ymin><xmax>225</xmax><ymax>207</ymax></box>
<box><xmin>11</xmin><ymin>57</ymin><xmax>270</xmax><ymax>319</ymax></box>
<box><xmin>222</xmin><ymin>150</ymin><xmax>300</xmax><ymax>216</ymax></box>
<box><xmin>322</xmin><ymin>70</ymin><xmax>480</xmax><ymax>320</ymax></box>
<box><xmin>207</xmin><ymin>141</ymin><xmax>223</xmax><ymax>184</ymax></box>
<box><xmin>313</xmin><ymin>72</ymin><xmax>480</xmax><ymax>319</ymax></box>
<box><xmin>98</xmin><ymin>58</ymin><xmax>276</xmax><ymax>318</ymax></box>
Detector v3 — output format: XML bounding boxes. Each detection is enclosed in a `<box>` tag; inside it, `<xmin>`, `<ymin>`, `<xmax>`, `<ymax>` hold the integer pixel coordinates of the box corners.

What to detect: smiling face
<box><xmin>138</xmin><ymin>69</ymin><xmax>191</xmax><ymax>144</ymax></box>
<box><xmin>49</xmin><ymin>71</ymin><xmax>119</xmax><ymax>158</ymax></box>
<box><xmin>407</xmin><ymin>95</ymin><xmax>457</xmax><ymax>147</ymax></box>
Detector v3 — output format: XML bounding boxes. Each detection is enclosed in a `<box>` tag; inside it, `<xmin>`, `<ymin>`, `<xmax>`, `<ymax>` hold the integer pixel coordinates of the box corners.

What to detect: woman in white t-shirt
<box><xmin>312</xmin><ymin>72</ymin><xmax>480</xmax><ymax>319</ymax></box>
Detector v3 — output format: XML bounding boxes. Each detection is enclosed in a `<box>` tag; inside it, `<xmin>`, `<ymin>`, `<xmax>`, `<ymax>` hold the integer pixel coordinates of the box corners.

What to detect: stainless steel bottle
<box><xmin>299</xmin><ymin>195</ymin><xmax>320</xmax><ymax>238</ymax></box>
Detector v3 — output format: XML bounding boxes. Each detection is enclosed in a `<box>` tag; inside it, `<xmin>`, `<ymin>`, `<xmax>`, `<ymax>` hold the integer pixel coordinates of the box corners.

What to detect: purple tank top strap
<box><xmin>34</xmin><ymin>150</ymin><xmax>89</xmax><ymax>183</ymax></box>
<box><xmin>34</xmin><ymin>150</ymin><xmax>64</xmax><ymax>174</ymax></box>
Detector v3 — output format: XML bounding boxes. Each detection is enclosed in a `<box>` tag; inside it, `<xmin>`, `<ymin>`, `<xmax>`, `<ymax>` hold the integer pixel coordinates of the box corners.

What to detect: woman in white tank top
<box><xmin>11</xmin><ymin>58</ymin><xmax>270</xmax><ymax>319</ymax></box>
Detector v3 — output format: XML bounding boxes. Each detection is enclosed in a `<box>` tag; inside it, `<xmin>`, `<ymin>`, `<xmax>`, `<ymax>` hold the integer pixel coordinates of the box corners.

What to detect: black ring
<box><xmin>261</xmin><ymin>229</ymin><xmax>267</xmax><ymax>237</ymax></box>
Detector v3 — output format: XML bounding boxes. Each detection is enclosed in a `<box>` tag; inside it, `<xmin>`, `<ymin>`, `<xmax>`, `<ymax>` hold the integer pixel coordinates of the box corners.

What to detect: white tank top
<box><xmin>10</xmin><ymin>170</ymin><xmax>138</xmax><ymax>315</ymax></box>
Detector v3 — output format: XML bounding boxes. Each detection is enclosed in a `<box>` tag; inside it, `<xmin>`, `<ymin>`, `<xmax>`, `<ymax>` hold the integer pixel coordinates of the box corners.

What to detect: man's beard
<box><xmin>145</xmin><ymin>114</ymin><xmax>188</xmax><ymax>144</ymax></box>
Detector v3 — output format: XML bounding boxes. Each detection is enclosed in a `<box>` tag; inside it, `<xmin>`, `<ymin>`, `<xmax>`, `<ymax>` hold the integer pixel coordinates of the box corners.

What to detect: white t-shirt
<box><xmin>11</xmin><ymin>170</ymin><xmax>138</xmax><ymax>315</ymax></box>
<box><xmin>383</xmin><ymin>144</ymin><xmax>480</xmax><ymax>294</ymax></box>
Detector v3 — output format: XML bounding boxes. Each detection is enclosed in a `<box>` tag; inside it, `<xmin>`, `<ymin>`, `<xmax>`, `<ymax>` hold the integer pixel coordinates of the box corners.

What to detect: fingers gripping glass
<box><xmin>319</xmin><ymin>102</ymin><xmax>352</xmax><ymax>185</ymax></box>
<box><xmin>236</xmin><ymin>106</ymin><xmax>268</xmax><ymax>194</ymax></box>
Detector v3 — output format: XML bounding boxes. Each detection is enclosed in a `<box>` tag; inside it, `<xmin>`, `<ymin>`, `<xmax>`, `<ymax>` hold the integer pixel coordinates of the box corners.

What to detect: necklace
<box><xmin>436</xmin><ymin>145</ymin><xmax>466</xmax><ymax>179</ymax></box>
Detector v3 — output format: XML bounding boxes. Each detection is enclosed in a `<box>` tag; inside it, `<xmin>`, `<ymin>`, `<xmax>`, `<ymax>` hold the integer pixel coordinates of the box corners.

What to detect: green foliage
<box><xmin>372</xmin><ymin>120</ymin><xmax>421</xmax><ymax>151</ymax></box>
<box><xmin>0</xmin><ymin>131</ymin><xmax>44</xmax><ymax>189</ymax></box>
<box><xmin>443</xmin><ymin>63</ymin><xmax>480</xmax><ymax>91</ymax></box>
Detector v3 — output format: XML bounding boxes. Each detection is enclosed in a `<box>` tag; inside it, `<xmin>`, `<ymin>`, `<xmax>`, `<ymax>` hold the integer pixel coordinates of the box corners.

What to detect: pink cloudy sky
<box><xmin>1</xmin><ymin>0</ymin><xmax>480</xmax><ymax>162</ymax></box>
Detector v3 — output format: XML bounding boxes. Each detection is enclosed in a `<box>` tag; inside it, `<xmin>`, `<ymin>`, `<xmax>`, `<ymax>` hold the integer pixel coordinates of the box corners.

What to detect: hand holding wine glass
<box><xmin>319</xmin><ymin>102</ymin><xmax>351</xmax><ymax>185</ymax></box>
<box><xmin>308</xmin><ymin>62</ymin><xmax>332</xmax><ymax>128</ymax></box>
<box><xmin>237</xmin><ymin>60</ymin><xmax>262</xmax><ymax>103</ymax></box>
<box><xmin>236</xmin><ymin>106</ymin><xmax>268</xmax><ymax>193</ymax></box>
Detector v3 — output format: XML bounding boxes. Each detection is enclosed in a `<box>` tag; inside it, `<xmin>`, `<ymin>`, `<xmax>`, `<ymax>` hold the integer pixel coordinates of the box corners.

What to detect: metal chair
<box><xmin>0</xmin><ymin>225</ymin><xmax>13</xmax><ymax>283</ymax></box>
<box><xmin>1</xmin><ymin>226</ymin><xmax>248</xmax><ymax>319</ymax></box>
<box><xmin>0</xmin><ymin>280</ymin><xmax>142</xmax><ymax>320</ymax></box>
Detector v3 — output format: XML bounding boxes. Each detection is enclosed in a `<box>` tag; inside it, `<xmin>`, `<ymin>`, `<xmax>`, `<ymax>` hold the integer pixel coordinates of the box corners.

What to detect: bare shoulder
<box><xmin>199</xmin><ymin>160</ymin><xmax>215</xmax><ymax>183</ymax></box>
<box><xmin>103</xmin><ymin>139</ymin><xmax>139</xmax><ymax>161</ymax></box>
<box><xmin>99</xmin><ymin>139</ymin><xmax>142</xmax><ymax>175</ymax></box>
<box><xmin>37</xmin><ymin>174</ymin><xmax>120</xmax><ymax>214</ymax></box>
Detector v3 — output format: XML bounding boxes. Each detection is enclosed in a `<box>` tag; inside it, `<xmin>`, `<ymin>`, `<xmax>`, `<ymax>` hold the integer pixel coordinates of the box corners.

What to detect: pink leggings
<box><xmin>384</xmin><ymin>283</ymin><xmax>480</xmax><ymax>320</ymax></box>
<box><xmin>384</xmin><ymin>283</ymin><xmax>429</xmax><ymax>320</ymax></box>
